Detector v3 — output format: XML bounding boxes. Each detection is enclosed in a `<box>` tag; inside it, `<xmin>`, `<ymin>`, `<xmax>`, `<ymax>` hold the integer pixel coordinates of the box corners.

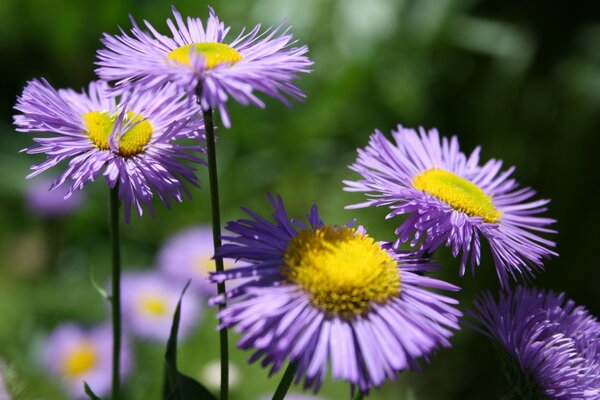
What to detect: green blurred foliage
<box><xmin>0</xmin><ymin>0</ymin><xmax>599</xmax><ymax>399</ymax></box>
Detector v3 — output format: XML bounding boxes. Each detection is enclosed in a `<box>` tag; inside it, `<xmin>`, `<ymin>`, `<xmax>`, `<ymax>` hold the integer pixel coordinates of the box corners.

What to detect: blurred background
<box><xmin>1</xmin><ymin>0</ymin><xmax>599</xmax><ymax>399</ymax></box>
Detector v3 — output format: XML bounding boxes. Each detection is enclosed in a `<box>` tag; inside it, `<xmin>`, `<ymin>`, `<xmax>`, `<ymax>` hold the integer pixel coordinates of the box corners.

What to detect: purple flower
<box><xmin>121</xmin><ymin>270</ymin><xmax>203</xmax><ymax>342</ymax></box>
<box><xmin>26</xmin><ymin>176</ymin><xmax>85</xmax><ymax>217</ymax></box>
<box><xmin>470</xmin><ymin>287</ymin><xmax>600</xmax><ymax>400</ymax></box>
<box><xmin>14</xmin><ymin>79</ymin><xmax>205</xmax><ymax>221</ymax></box>
<box><xmin>344</xmin><ymin>126</ymin><xmax>557</xmax><ymax>286</ymax></box>
<box><xmin>158</xmin><ymin>226</ymin><xmax>246</xmax><ymax>297</ymax></box>
<box><xmin>210</xmin><ymin>195</ymin><xmax>462</xmax><ymax>394</ymax></box>
<box><xmin>96</xmin><ymin>6</ymin><xmax>313</xmax><ymax>128</ymax></box>
<box><xmin>42</xmin><ymin>324</ymin><xmax>132</xmax><ymax>399</ymax></box>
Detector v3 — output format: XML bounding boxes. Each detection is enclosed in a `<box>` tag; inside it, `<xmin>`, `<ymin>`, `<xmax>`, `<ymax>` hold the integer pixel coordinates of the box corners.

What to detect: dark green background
<box><xmin>0</xmin><ymin>0</ymin><xmax>598</xmax><ymax>399</ymax></box>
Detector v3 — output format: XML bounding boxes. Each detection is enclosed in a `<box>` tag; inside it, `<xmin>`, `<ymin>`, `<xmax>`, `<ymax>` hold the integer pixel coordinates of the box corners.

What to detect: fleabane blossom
<box><xmin>96</xmin><ymin>7</ymin><xmax>313</xmax><ymax>127</ymax></box>
<box><xmin>345</xmin><ymin>126</ymin><xmax>557</xmax><ymax>286</ymax></box>
<box><xmin>14</xmin><ymin>79</ymin><xmax>205</xmax><ymax>221</ymax></box>
<box><xmin>210</xmin><ymin>195</ymin><xmax>461</xmax><ymax>394</ymax></box>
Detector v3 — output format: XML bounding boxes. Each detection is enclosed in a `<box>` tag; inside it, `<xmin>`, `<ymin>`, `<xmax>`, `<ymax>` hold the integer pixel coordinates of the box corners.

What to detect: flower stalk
<box><xmin>109</xmin><ymin>185</ymin><xmax>122</xmax><ymax>400</ymax></box>
<box><xmin>199</xmin><ymin>92</ymin><xmax>229</xmax><ymax>400</ymax></box>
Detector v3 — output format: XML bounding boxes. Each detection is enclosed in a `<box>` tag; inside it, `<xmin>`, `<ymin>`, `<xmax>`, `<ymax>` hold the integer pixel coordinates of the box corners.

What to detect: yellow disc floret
<box><xmin>413</xmin><ymin>168</ymin><xmax>502</xmax><ymax>223</ymax></box>
<box><xmin>138</xmin><ymin>295</ymin><xmax>168</xmax><ymax>317</ymax></box>
<box><xmin>83</xmin><ymin>111</ymin><xmax>153</xmax><ymax>157</ymax></box>
<box><xmin>167</xmin><ymin>42</ymin><xmax>243</xmax><ymax>69</ymax></box>
<box><xmin>283</xmin><ymin>226</ymin><xmax>400</xmax><ymax>317</ymax></box>
<box><xmin>63</xmin><ymin>342</ymin><xmax>97</xmax><ymax>378</ymax></box>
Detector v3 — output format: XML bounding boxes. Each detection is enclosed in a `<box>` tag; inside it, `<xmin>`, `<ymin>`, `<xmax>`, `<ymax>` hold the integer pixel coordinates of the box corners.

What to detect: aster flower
<box><xmin>470</xmin><ymin>287</ymin><xmax>600</xmax><ymax>400</ymax></box>
<box><xmin>158</xmin><ymin>225</ymin><xmax>246</xmax><ymax>296</ymax></box>
<box><xmin>14</xmin><ymin>79</ymin><xmax>205</xmax><ymax>221</ymax></box>
<box><xmin>209</xmin><ymin>195</ymin><xmax>462</xmax><ymax>394</ymax></box>
<box><xmin>96</xmin><ymin>6</ymin><xmax>313</xmax><ymax>128</ymax></box>
<box><xmin>42</xmin><ymin>324</ymin><xmax>132</xmax><ymax>399</ymax></box>
<box><xmin>344</xmin><ymin>126</ymin><xmax>557</xmax><ymax>286</ymax></box>
<box><xmin>26</xmin><ymin>176</ymin><xmax>85</xmax><ymax>217</ymax></box>
<box><xmin>120</xmin><ymin>270</ymin><xmax>202</xmax><ymax>341</ymax></box>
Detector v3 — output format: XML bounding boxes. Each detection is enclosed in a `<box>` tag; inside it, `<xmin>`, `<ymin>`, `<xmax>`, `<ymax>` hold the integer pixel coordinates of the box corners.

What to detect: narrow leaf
<box><xmin>84</xmin><ymin>382</ymin><xmax>102</xmax><ymax>400</ymax></box>
<box><xmin>163</xmin><ymin>281</ymin><xmax>217</xmax><ymax>400</ymax></box>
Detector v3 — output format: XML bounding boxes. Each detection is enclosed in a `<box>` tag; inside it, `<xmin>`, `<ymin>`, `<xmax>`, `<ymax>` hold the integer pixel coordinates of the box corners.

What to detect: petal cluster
<box><xmin>42</xmin><ymin>324</ymin><xmax>132</xmax><ymax>399</ymax></box>
<box><xmin>96</xmin><ymin>7</ymin><xmax>313</xmax><ymax>127</ymax></box>
<box><xmin>345</xmin><ymin>125</ymin><xmax>557</xmax><ymax>286</ymax></box>
<box><xmin>470</xmin><ymin>287</ymin><xmax>600</xmax><ymax>400</ymax></box>
<box><xmin>14</xmin><ymin>79</ymin><xmax>205</xmax><ymax>221</ymax></box>
<box><xmin>209</xmin><ymin>195</ymin><xmax>461</xmax><ymax>394</ymax></box>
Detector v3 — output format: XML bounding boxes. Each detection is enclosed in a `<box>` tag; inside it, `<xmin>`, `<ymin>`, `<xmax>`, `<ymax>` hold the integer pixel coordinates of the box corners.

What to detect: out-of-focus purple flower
<box><xmin>42</xmin><ymin>324</ymin><xmax>132</xmax><ymax>399</ymax></box>
<box><xmin>14</xmin><ymin>79</ymin><xmax>205</xmax><ymax>222</ymax></box>
<box><xmin>96</xmin><ymin>6</ymin><xmax>313</xmax><ymax>128</ymax></box>
<box><xmin>470</xmin><ymin>287</ymin><xmax>600</xmax><ymax>400</ymax></box>
<box><xmin>121</xmin><ymin>270</ymin><xmax>202</xmax><ymax>341</ymax></box>
<box><xmin>210</xmin><ymin>195</ymin><xmax>462</xmax><ymax>395</ymax></box>
<box><xmin>344</xmin><ymin>125</ymin><xmax>557</xmax><ymax>287</ymax></box>
<box><xmin>26</xmin><ymin>177</ymin><xmax>84</xmax><ymax>217</ymax></box>
<box><xmin>158</xmin><ymin>226</ymin><xmax>246</xmax><ymax>296</ymax></box>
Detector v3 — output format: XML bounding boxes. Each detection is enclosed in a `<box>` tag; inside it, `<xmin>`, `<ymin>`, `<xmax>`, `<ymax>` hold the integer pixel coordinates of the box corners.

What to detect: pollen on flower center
<box><xmin>283</xmin><ymin>226</ymin><xmax>400</xmax><ymax>317</ymax></box>
<box><xmin>138</xmin><ymin>296</ymin><xmax>168</xmax><ymax>316</ymax></box>
<box><xmin>167</xmin><ymin>42</ymin><xmax>243</xmax><ymax>69</ymax></box>
<box><xmin>64</xmin><ymin>342</ymin><xmax>97</xmax><ymax>377</ymax></box>
<box><xmin>413</xmin><ymin>169</ymin><xmax>502</xmax><ymax>223</ymax></box>
<box><xmin>83</xmin><ymin>111</ymin><xmax>153</xmax><ymax>157</ymax></box>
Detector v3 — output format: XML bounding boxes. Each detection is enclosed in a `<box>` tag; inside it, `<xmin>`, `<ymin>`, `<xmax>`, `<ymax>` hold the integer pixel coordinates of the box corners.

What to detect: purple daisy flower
<box><xmin>209</xmin><ymin>195</ymin><xmax>462</xmax><ymax>394</ymax></box>
<box><xmin>344</xmin><ymin>125</ymin><xmax>557</xmax><ymax>286</ymax></box>
<box><xmin>96</xmin><ymin>6</ymin><xmax>313</xmax><ymax>128</ymax></box>
<box><xmin>470</xmin><ymin>287</ymin><xmax>600</xmax><ymax>400</ymax></box>
<box><xmin>120</xmin><ymin>270</ymin><xmax>203</xmax><ymax>342</ymax></box>
<box><xmin>42</xmin><ymin>324</ymin><xmax>132</xmax><ymax>399</ymax></box>
<box><xmin>158</xmin><ymin>225</ymin><xmax>247</xmax><ymax>297</ymax></box>
<box><xmin>26</xmin><ymin>176</ymin><xmax>85</xmax><ymax>217</ymax></box>
<box><xmin>14</xmin><ymin>79</ymin><xmax>205</xmax><ymax>221</ymax></box>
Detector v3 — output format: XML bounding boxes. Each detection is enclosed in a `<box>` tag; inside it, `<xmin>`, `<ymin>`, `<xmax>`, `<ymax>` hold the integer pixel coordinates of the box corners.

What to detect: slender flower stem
<box><xmin>271</xmin><ymin>362</ymin><xmax>299</xmax><ymax>400</ymax></box>
<box><xmin>109</xmin><ymin>185</ymin><xmax>122</xmax><ymax>400</ymax></box>
<box><xmin>200</xmin><ymin>101</ymin><xmax>229</xmax><ymax>400</ymax></box>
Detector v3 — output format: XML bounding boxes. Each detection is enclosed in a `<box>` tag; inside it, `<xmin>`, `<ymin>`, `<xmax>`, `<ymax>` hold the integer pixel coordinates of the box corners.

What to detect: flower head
<box><xmin>210</xmin><ymin>195</ymin><xmax>461</xmax><ymax>394</ymax></box>
<box><xmin>158</xmin><ymin>226</ymin><xmax>246</xmax><ymax>296</ymax></box>
<box><xmin>121</xmin><ymin>270</ymin><xmax>202</xmax><ymax>341</ymax></box>
<box><xmin>470</xmin><ymin>287</ymin><xmax>600</xmax><ymax>400</ymax></box>
<box><xmin>344</xmin><ymin>126</ymin><xmax>557</xmax><ymax>286</ymax></box>
<box><xmin>42</xmin><ymin>324</ymin><xmax>132</xmax><ymax>399</ymax></box>
<box><xmin>96</xmin><ymin>6</ymin><xmax>313</xmax><ymax>127</ymax></box>
<box><xmin>14</xmin><ymin>79</ymin><xmax>205</xmax><ymax>221</ymax></box>
<box><xmin>26</xmin><ymin>176</ymin><xmax>85</xmax><ymax>217</ymax></box>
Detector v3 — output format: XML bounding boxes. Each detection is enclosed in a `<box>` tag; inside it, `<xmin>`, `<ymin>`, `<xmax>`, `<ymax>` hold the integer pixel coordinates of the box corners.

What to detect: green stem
<box><xmin>201</xmin><ymin>105</ymin><xmax>229</xmax><ymax>400</ymax></box>
<box><xmin>109</xmin><ymin>185</ymin><xmax>121</xmax><ymax>400</ymax></box>
<box><xmin>354</xmin><ymin>392</ymin><xmax>365</xmax><ymax>400</ymax></box>
<box><xmin>271</xmin><ymin>362</ymin><xmax>299</xmax><ymax>400</ymax></box>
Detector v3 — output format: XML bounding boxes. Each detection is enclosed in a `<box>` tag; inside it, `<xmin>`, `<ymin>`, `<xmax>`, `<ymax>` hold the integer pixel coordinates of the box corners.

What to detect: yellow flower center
<box><xmin>83</xmin><ymin>111</ymin><xmax>153</xmax><ymax>157</ymax></box>
<box><xmin>63</xmin><ymin>342</ymin><xmax>97</xmax><ymax>378</ymax></box>
<box><xmin>283</xmin><ymin>226</ymin><xmax>400</xmax><ymax>317</ymax></box>
<box><xmin>167</xmin><ymin>42</ymin><xmax>243</xmax><ymax>69</ymax></box>
<box><xmin>138</xmin><ymin>296</ymin><xmax>168</xmax><ymax>317</ymax></box>
<box><xmin>412</xmin><ymin>168</ymin><xmax>502</xmax><ymax>223</ymax></box>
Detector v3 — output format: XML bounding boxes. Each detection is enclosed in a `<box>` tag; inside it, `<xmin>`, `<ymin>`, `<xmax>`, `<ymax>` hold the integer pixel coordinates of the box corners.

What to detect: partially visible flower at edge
<box><xmin>96</xmin><ymin>6</ymin><xmax>313</xmax><ymax>128</ymax></box>
<box><xmin>470</xmin><ymin>286</ymin><xmax>600</xmax><ymax>400</ymax></box>
<box><xmin>14</xmin><ymin>79</ymin><xmax>205</xmax><ymax>221</ymax></box>
<box><xmin>42</xmin><ymin>324</ymin><xmax>132</xmax><ymax>399</ymax></box>
<box><xmin>209</xmin><ymin>194</ymin><xmax>462</xmax><ymax>394</ymax></box>
<box><xmin>344</xmin><ymin>125</ymin><xmax>557</xmax><ymax>286</ymax></box>
<box><xmin>120</xmin><ymin>270</ymin><xmax>203</xmax><ymax>342</ymax></box>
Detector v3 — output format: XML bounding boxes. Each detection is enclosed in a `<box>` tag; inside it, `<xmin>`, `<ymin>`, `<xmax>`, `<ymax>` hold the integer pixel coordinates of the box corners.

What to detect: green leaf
<box><xmin>89</xmin><ymin>265</ymin><xmax>109</xmax><ymax>301</ymax></box>
<box><xmin>83</xmin><ymin>382</ymin><xmax>102</xmax><ymax>400</ymax></box>
<box><xmin>163</xmin><ymin>281</ymin><xmax>217</xmax><ymax>400</ymax></box>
